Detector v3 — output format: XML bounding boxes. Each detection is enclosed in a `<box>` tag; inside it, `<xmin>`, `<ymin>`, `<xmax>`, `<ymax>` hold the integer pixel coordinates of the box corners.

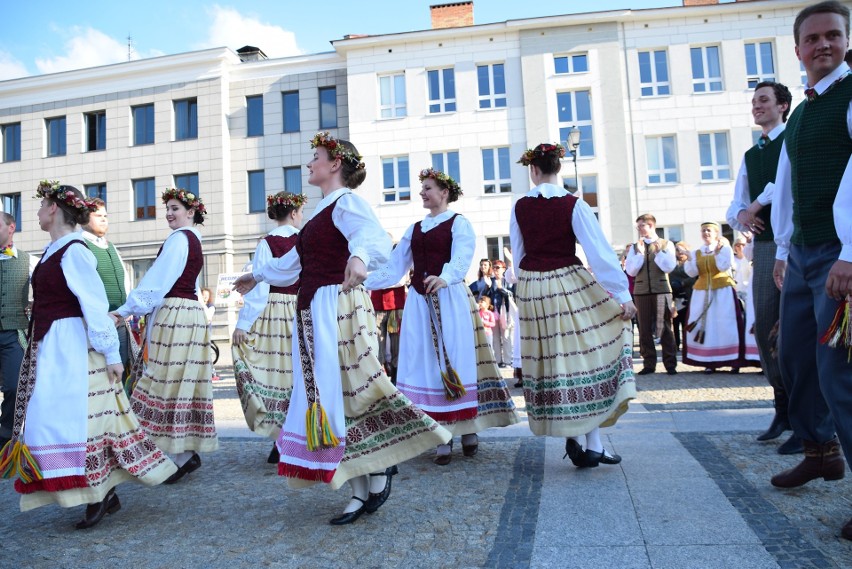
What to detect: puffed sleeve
<box><xmin>684</xmin><ymin>251</ymin><xmax>699</xmax><ymax>278</ymax></box>
<box><xmin>771</xmin><ymin>143</ymin><xmax>793</xmax><ymax>262</ymax></box>
<box><xmin>365</xmin><ymin>224</ymin><xmax>414</xmax><ymax>290</ymax></box>
<box><xmin>714</xmin><ymin>244</ymin><xmax>733</xmax><ymax>271</ymax></box>
<box><xmin>116</xmin><ymin>231</ymin><xmax>186</xmax><ymax>317</ymax></box>
<box><xmin>572</xmin><ymin>200</ymin><xmax>631</xmax><ymax>304</ymax></box>
<box><xmin>653</xmin><ymin>240</ymin><xmax>677</xmax><ymax>273</ymax></box>
<box><xmin>236</xmin><ymin>239</ymin><xmax>272</xmax><ymax>331</ymax></box>
<box><xmin>509</xmin><ymin>203</ymin><xmax>526</xmax><ymax>267</ymax></box>
<box><xmin>726</xmin><ymin>160</ymin><xmax>751</xmax><ymax>232</ymax></box>
<box><xmin>439</xmin><ymin>216</ymin><xmax>475</xmax><ymax>285</ymax></box>
<box><xmin>333</xmin><ymin>193</ymin><xmax>392</xmax><ymax>270</ymax></box>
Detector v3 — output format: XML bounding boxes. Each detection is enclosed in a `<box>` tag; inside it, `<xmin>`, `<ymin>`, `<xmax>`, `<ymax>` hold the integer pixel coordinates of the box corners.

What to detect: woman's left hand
<box><xmin>619</xmin><ymin>301</ymin><xmax>637</xmax><ymax>321</ymax></box>
<box><xmin>424</xmin><ymin>276</ymin><xmax>448</xmax><ymax>294</ymax></box>
<box><xmin>233</xmin><ymin>273</ymin><xmax>258</xmax><ymax>295</ymax></box>
<box><xmin>106</xmin><ymin>363</ymin><xmax>124</xmax><ymax>385</ymax></box>
<box><xmin>342</xmin><ymin>257</ymin><xmax>367</xmax><ymax>291</ymax></box>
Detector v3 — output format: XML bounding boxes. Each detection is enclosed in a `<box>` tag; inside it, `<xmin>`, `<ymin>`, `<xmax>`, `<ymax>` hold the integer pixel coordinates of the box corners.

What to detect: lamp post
<box><xmin>567</xmin><ymin>125</ymin><xmax>581</xmax><ymax>195</ymax></box>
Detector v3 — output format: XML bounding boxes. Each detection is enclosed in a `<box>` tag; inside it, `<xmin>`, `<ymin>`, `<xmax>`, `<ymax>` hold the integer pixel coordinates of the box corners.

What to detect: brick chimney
<box><xmin>430</xmin><ymin>2</ymin><xmax>474</xmax><ymax>29</ymax></box>
<box><xmin>683</xmin><ymin>0</ymin><xmax>718</xmax><ymax>5</ymax></box>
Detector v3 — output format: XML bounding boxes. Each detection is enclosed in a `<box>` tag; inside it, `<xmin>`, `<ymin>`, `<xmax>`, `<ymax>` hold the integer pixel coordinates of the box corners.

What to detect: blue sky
<box><xmin>0</xmin><ymin>1</ymin><xmax>679</xmax><ymax>80</ymax></box>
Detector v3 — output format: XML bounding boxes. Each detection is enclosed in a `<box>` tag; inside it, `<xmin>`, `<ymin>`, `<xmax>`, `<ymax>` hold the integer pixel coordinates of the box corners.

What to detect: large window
<box><xmin>690</xmin><ymin>46</ymin><xmax>723</xmax><ymax>93</ymax></box>
<box><xmin>428</xmin><ymin>68</ymin><xmax>456</xmax><ymax>113</ymax></box>
<box><xmin>248</xmin><ymin>170</ymin><xmax>265</xmax><ymax>213</ymax></box>
<box><xmin>130</xmin><ymin>258</ymin><xmax>154</xmax><ymax>287</ymax></box>
<box><xmin>85</xmin><ymin>183</ymin><xmax>107</xmax><ymax>204</ymax></box>
<box><xmin>174</xmin><ymin>173</ymin><xmax>199</xmax><ymax>196</ymax></box>
<box><xmin>174</xmin><ymin>98</ymin><xmax>198</xmax><ymax>140</ymax></box>
<box><xmin>134</xmin><ymin>178</ymin><xmax>156</xmax><ymax>220</ymax></box>
<box><xmin>282</xmin><ymin>91</ymin><xmax>300</xmax><ymax>133</ymax></box>
<box><xmin>379</xmin><ymin>73</ymin><xmax>407</xmax><ymax>118</ymax></box>
<box><xmin>486</xmin><ymin>235</ymin><xmax>511</xmax><ymax>262</ymax></box>
<box><xmin>85</xmin><ymin>111</ymin><xmax>106</xmax><ymax>151</ymax></box>
<box><xmin>477</xmin><ymin>63</ymin><xmax>506</xmax><ymax>109</ymax></box>
<box><xmin>46</xmin><ymin>116</ymin><xmax>66</xmax><ymax>157</ymax></box>
<box><xmin>744</xmin><ymin>41</ymin><xmax>775</xmax><ymax>88</ymax></box>
<box><xmin>482</xmin><ymin>147</ymin><xmax>512</xmax><ymax>194</ymax></box>
<box><xmin>431</xmin><ymin>151</ymin><xmax>460</xmax><ymax>184</ymax></box>
<box><xmin>646</xmin><ymin>136</ymin><xmax>678</xmax><ymax>184</ymax></box>
<box><xmin>563</xmin><ymin>174</ymin><xmax>600</xmax><ymax>216</ymax></box>
<box><xmin>554</xmin><ymin>54</ymin><xmax>588</xmax><ymax>74</ymax></box>
<box><xmin>557</xmin><ymin>91</ymin><xmax>594</xmax><ymax>157</ymax></box>
<box><xmin>638</xmin><ymin>50</ymin><xmax>670</xmax><ymax>97</ymax></box>
<box><xmin>319</xmin><ymin>87</ymin><xmax>337</xmax><ymax>129</ymax></box>
<box><xmin>284</xmin><ymin>166</ymin><xmax>302</xmax><ymax>194</ymax></box>
<box><xmin>382</xmin><ymin>156</ymin><xmax>410</xmax><ymax>202</ymax></box>
<box><xmin>133</xmin><ymin>104</ymin><xmax>155</xmax><ymax>145</ymax></box>
<box><xmin>246</xmin><ymin>95</ymin><xmax>264</xmax><ymax>137</ymax></box>
<box><xmin>1</xmin><ymin>193</ymin><xmax>22</xmax><ymax>230</ymax></box>
<box><xmin>1</xmin><ymin>123</ymin><xmax>20</xmax><ymax>162</ymax></box>
<box><xmin>698</xmin><ymin>132</ymin><xmax>731</xmax><ymax>181</ymax></box>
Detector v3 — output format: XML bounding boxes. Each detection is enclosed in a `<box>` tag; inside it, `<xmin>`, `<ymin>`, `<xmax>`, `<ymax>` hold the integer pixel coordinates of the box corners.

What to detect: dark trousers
<box><xmin>634</xmin><ymin>293</ymin><xmax>677</xmax><ymax>371</ymax></box>
<box><xmin>0</xmin><ymin>329</ymin><xmax>24</xmax><ymax>439</ymax></box>
<box><xmin>752</xmin><ymin>241</ymin><xmax>789</xmax><ymax>416</ymax></box>
<box><xmin>779</xmin><ymin>242</ymin><xmax>852</xmax><ymax>463</ymax></box>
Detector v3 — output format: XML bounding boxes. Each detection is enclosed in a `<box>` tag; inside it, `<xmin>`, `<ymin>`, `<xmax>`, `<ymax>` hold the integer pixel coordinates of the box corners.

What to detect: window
<box><xmin>319</xmin><ymin>87</ymin><xmax>337</xmax><ymax>129</ymax></box>
<box><xmin>133</xmin><ymin>104</ymin><xmax>155</xmax><ymax>145</ymax></box>
<box><xmin>482</xmin><ymin>147</ymin><xmax>512</xmax><ymax>194</ymax></box>
<box><xmin>477</xmin><ymin>63</ymin><xmax>507</xmax><ymax>109</ymax></box>
<box><xmin>1</xmin><ymin>193</ymin><xmax>21</xmax><ymax>230</ymax></box>
<box><xmin>698</xmin><ymin>132</ymin><xmax>731</xmax><ymax>181</ymax></box>
<box><xmin>282</xmin><ymin>91</ymin><xmax>300</xmax><ymax>133</ymax></box>
<box><xmin>85</xmin><ymin>183</ymin><xmax>107</xmax><ymax>203</ymax></box>
<box><xmin>134</xmin><ymin>178</ymin><xmax>156</xmax><ymax>220</ymax></box>
<box><xmin>486</xmin><ymin>236</ymin><xmax>511</xmax><ymax>262</ymax></box>
<box><xmin>246</xmin><ymin>95</ymin><xmax>264</xmax><ymax>137</ymax></box>
<box><xmin>690</xmin><ymin>46</ymin><xmax>723</xmax><ymax>93</ymax></box>
<box><xmin>646</xmin><ymin>136</ymin><xmax>678</xmax><ymax>184</ymax></box>
<box><xmin>130</xmin><ymin>258</ymin><xmax>154</xmax><ymax>287</ymax></box>
<box><xmin>431</xmin><ymin>151</ymin><xmax>460</xmax><ymax>183</ymax></box>
<box><xmin>379</xmin><ymin>73</ymin><xmax>407</xmax><ymax>118</ymax></box>
<box><xmin>174</xmin><ymin>173</ymin><xmax>199</xmax><ymax>195</ymax></box>
<box><xmin>284</xmin><ymin>166</ymin><xmax>302</xmax><ymax>195</ymax></box>
<box><xmin>248</xmin><ymin>170</ymin><xmax>265</xmax><ymax>213</ymax></box>
<box><xmin>638</xmin><ymin>50</ymin><xmax>670</xmax><ymax>97</ymax></box>
<box><xmin>800</xmin><ymin>61</ymin><xmax>808</xmax><ymax>87</ymax></box>
<box><xmin>428</xmin><ymin>68</ymin><xmax>456</xmax><ymax>113</ymax></box>
<box><xmin>2</xmin><ymin>123</ymin><xmax>20</xmax><ymax>162</ymax></box>
<box><xmin>744</xmin><ymin>42</ymin><xmax>775</xmax><ymax>88</ymax></box>
<box><xmin>174</xmin><ymin>98</ymin><xmax>198</xmax><ymax>140</ymax></box>
<box><xmin>656</xmin><ymin>226</ymin><xmax>683</xmax><ymax>244</ymax></box>
<box><xmin>557</xmin><ymin>91</ymin><xmax>594</xmax><ymax>157</ymax></box>
<box><xmin>562</xmin><ymin>174</ymin><xmax>599</xmax><ymax>216</ymax></box>
<box><xmin>46</xmin><ymin>116</ymin><xmax>66</xmax><ymax>157</ymax></box>
<box><xmin>85</xmin><ymin>111</ymin><xmax>106</xmax><ymax>151</ymax></box>
<box><xmin>554</xmin><ymin>54</ymin><xmax>588</xmax><ymax>74</ymax></box>
<box><xmin>382</xmin><ymin>156</ymin><xmax>410</xmax><ymax>202</ymax></box>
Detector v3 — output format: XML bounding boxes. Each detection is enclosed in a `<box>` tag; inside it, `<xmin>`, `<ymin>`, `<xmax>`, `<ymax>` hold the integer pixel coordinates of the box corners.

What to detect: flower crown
<box><xmin>35</xmin><ymin>180</ymin><xmax>98</xmax><ymax>212</ymax></box>
<box><xmin>162</xmin><ymin>187</ymin><xmax>207</xmax><ymax>216</ymax></box>
<box><xmin>517</xmin><ymin>143</ymin><xmax>567</xmax><ymax>166</ymax></box>
<box><xmin>266</xmin><ymin>191</ymin><xmax>308</xmax><ymax>209</ymax></box>
<box><xmin>418</xmin><ymin>167</ymin><xmax>462</xmax><ymax>197</ymax></box>
<box><xmin>310</xmin><ymin>131</ymin><xmax>365</xmax><ymax>170</ymax></box>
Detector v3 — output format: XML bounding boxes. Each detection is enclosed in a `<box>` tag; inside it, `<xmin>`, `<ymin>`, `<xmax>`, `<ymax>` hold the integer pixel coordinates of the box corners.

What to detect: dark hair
<box><xmin>431</xmin><ymin>176</ymin><xmax>462</xmax><ymax>203</ymax></box>
<box><xmin>336</xmin><ymin>139</ymin><xmax>367</xmax><ymax>189</ymax></box>
<box><xmin>635</xmin><ymin>213</ymin><xmax>656</xmax><ymax>225</ymax></box>
<box><xmin>88</xmin><ymin>197</ymin><xmax>106</xmax><ymax>210</ymax></box>
<box><xmin>794</xmin><ymin>1</ymin><xmax>850</xmax><ymax>45</ymax></box>
<box><xmin>477</xmin><ymin>258</ymin><xmax>492</xmax><ymax>279</ymax></box>
<box><xmin>267</xmin><ymin>193</ymin><xmax>304</xmax><ymax>221</ymax></box>
<box><xmin>755</xmin><ymin>81</ymin><xmax>793</xmax><ymax>122</ymax></box>
<box><xmin>51</xmin><ymin>185</ymin><xmax>90</xmax><ymax>227</ymax></box>
<box><xmin>530</xmin><ymin>144</ymin><xmax>563</xmax><ymax>175</ymax></box>
<box><xmin>846</xmin><ymin>49</ymin><xmax>852</xmax><ymax>64</ymax></box>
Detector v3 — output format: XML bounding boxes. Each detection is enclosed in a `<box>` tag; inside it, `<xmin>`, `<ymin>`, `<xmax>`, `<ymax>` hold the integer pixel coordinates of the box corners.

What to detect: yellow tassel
<box><xmin>0</xmin><ymin>439</ymin><xmax>43</xmax><ymax>482</ymax></box>
<box><xmin>305</xmin><ymin>402</ymin><xmax>340</xmax><ymax>452</ymax></box>
<box><xmin>441</xmin><ymin>367</ymin><xmax>466</xmax><ymax>401</ymax></box>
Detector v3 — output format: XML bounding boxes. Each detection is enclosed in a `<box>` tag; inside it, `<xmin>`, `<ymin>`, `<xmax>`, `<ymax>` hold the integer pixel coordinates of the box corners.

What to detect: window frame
<box><xmin>557</xmin><ymin>90</ymin><xmax>595</xmax><ymax>158</ymax></box>
<box><xmin>427</xmin><ymin>67</ymin><xmax>457</xmax><ymax>114</ymax></box>
<box><xmin>85</xmin><ymin>110</ymin><xmax>106</xmax><ymax>152</ymax></box>
<box><xmin>430</xmin><ymin>150</ymin><xmax>461</xmax><ymax>184</ymax></box>
<box><xmin>174</xmin><ymin>98</ymin><xmax>198</xmax><ymax>141</ymax></box>
<box><xmin>46</xmin><ymin>116</ymin><xmax>67</xmax><ymax>157</ymax></box>
<box><xmin>283</xmin><ymin>166</ymin><xmax>302</xmax><ymax>195</ymax></box>
<box><xmin>638</xmin><ymin>50</ymin><xmax>671</xmax><ymax>97</ymax></box>
<box><xmin>174</xmin><ymin>173</ymin><xmax>199</xmax><ymax>196</ymax></box>
<box><xmin>381</xmin><ymin>155</ymin><xmax>411</xmax><ymax>203</ymax></box>
<box><xmin>744</xmin><ymin>41</ymin><xmax>776</xmax><ymax>89</ymax></box>
<box><xmin>645</xmin><ymin>135</ymin><xmax>679</xmax><ymax>185</ymax></box>
<box><xmin>282</xmin><ymin>91</ymin><xmax>301</xmax><ymax>133</ymax></box>
<box><xmin>477</xmin><ymin>63</ymin><xmax>507</xmax><ymax>109</ymax></box>
<box><xmin>378</xmin><ymin>73</ymin><xmax>407</xmax><ymax>119</ymax></box>
<box><xmin>481</xmin><ymin>147</ymin><xmax>512</xmax><ymax>194</ymax></box>
<box><xmin>248</xmin><ymin>170</ymin><xmax>266</xmax><ymax>214</ymax></box>
<box><xmin>246</xmin><ymin>95</ymin><xmax>264</xmax><ymax>137</ymax></box>
<box><xmin>486</xmin><ymin>235</ymin><xmax>511</xmax><ymax>262</ymax></box>
<box><xmin>85</xmin><ymin>183</ymin><xmax>107</xmax><ymax>204</ymax></box>
<box><xmin>698</xmin><ymin>132</ymin><xmax>732</xmax><ymax>182</ymax></box>
<box><xmin>1</xmin><ymin>193</ymin><xmax>22</xmax><ymax>230</ymax></box>
<box><xmin>133</xmin><ymin>178</ymin><xmax>157</xmax><ymax>220</ymax></box>
<box><xmin>132</xmin><ymin>104</ymin><xmax>155</xmax><ymax>146</ymax></box>
<box><xmin>318</xmin><ymin>86</ymin><xmax>338</xmax><ymax>129</ymax></box>
<box><xmin>1</xmin><ymin>122</ymin><xmax>21</xmax><ymax>162</ymax></box>
<box><xmin>554</xmin><ymin>53</ymin><xmax>589</xmax><ymax>75</ymax></box>
<box><xmin>690</xmin><ymin>45</ymin><xmax>723</xmax><ymax>93</ymax></box>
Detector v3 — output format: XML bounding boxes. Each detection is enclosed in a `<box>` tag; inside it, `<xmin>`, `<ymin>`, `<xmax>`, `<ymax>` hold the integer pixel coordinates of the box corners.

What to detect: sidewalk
<box><xmin>3</xmin><ymin>360</ymin><xmax>851</xmax><ymax>569</ymax></box>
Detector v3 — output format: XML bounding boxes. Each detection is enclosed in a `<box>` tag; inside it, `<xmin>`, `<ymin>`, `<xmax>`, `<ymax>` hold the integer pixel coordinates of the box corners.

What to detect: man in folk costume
<box><xmin>726</xmin><ymin>80</ymin><xmax>802</xmax><ymax>454</ymax></box>
<box><xmin>768</xmin><ymin>1</ymin><xmax>852</xmax><ymax>541</ymax></box>
<box><xmin>625</xmin><ymin>214</ymin><xmax>678</xmax><ymax>375</ymax></box>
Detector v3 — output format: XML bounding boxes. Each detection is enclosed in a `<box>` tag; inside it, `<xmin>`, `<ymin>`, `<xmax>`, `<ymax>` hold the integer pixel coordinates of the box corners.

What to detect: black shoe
<box><xmin>666</xmin><ymin>368</ymin><xmax>678</xmax><ymax>375</ymax></box>
<box><xmin>703</xmin><ymin>368</ymin><xmax>715</xmax><ymax>374</ymax></box>
<box><xmin>329</xmin><ymin>496</ymin><xmax>367</xmax><ymax>525</ymax></box>
<box><xmin>637</xmin><ymin>368</ymin><xmax>655</xmax><ymax>376</ymax></box>
<box><xmin>365</xmin><ymin>468</ymin><xmax>395</xmax><ymax>514</ymax></box>
<box><xmin>756</xmin><ymin>415</ymin><xmax>790</xmax><ymax>442</ymax></box>
<box><xmin>76</xmin><ymin>489</ymin><xmax>121</xmax><ymax>529</ymax></box>
<box><xmin>563</xmin><ymin>438</ymin><xmax>584</xmax><ymax>467</ymax></box>
<box><xmin>267</xmin><ymin>444</ymin><xmax>280</xmax><ymax>464</ymax></box>
<box><xmin>582</xmin><ymin>448</ymin><xmax>622</xmax><ymax>468</ymax></box>
<box><xmin>598</xmin><ymin>449</ymin><xmax>622</xmax><ymax>465</ymax></box>
<box><xmin>777</xmin><ymin>433</ymin><xmax>804</xmax><ymax>455</ymax></box>
<box><xmin>164</xmin><ymin>452</ymin><xmax>201</xmax><ymax>485</ymax></box>
<box><xmin>731</xmin><ymin>368</ymin><xmax>740</xmax><ymax>374</ymax></box>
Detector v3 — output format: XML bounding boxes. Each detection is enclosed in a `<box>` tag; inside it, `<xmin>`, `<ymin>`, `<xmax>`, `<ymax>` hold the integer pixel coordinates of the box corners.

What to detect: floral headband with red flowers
<box><xmin>418</xmin><ymin>167</ymin><xmax>463</xmax><ymax>197</ymax></box>
<box><xmin>266</xmin><ymin>191</ymin><xmax>308</xmax><ymax>209</ymax></box>
<box><xmin>310</xmin><ymin>131</ymin><xmax>365</xmax><ymax>170</ymax></box>
<box><xmin>162</xmin><ymin>187</ymin><xmax>207</xmax><ymax>218</ymax></box>
<box><xmin>35</xmin><ymin>180</ymin><xmax>98</xmax><ymax>212</ymax></box>
<box><xmin>517</xmin><ymin>143</ymin><xmax>567</xmax><ymax>166</ymax></box>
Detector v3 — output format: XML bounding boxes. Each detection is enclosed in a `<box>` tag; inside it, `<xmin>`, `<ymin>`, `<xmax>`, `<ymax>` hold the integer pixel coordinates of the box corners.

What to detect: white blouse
<box><xmin>684</xmin><ymin>241</ymin><xmax>733</xmax><ymax>278</ymax></box>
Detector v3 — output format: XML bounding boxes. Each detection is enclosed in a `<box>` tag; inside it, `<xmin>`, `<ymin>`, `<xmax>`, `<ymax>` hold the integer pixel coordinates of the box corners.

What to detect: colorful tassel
<box><xmin>820</xmin><ymin>299</ymin><xmax>851</xmax><ymax>361</ymax></box>
<box><xmin>441</xmin><ymin>367</ymin><xmax>466</xmax><ymax>401</ymax></box>
<box><xmin>0</xmin><ymin>439</ymin><xmax>43</xmax><ymax>483</ymax></box>
<box><xmin>305</xmin><ymin>402</ymin><xmax>340</xmax><ymax>452</ymax></box>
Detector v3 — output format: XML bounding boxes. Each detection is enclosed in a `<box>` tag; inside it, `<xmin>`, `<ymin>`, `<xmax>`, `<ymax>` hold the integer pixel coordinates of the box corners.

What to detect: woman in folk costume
<box><xmin>365</xmin><ymin>168</ymin><xmax>518</xmax><ymax>466</ymax></box>
<box><xmin>511</xmin><ymin>144</ymin><xmax>637</xmax><ymax>468</ymax></box>
<box><xmin>232</xmin><ymin>132</ymin><xmax>450</xmax><ymax>525</ymax></box>
<box><xmin>232</xmin><ymin>191</ymin><xmax>305</xmax><ymax>464</ymax></box>
<box><xmin>111</xmin><ymin>188</ymin><xmax>218</xmax><ymax>484</ymax></box>
<box><xmin>0</xmin><ymin>181</ymin><xmax>176</xmax><ymax>529</ymax></box>
<box><xmin>681</xmin><ymin>222</ymin><xmax>758</xmax><ymax>373</ymax></box>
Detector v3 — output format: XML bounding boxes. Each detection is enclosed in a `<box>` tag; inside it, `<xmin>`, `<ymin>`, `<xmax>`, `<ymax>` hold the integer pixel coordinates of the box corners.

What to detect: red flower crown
<box><xmin>162</xmin><ymin>187</ymin><xmax>207</xmax><ymax>217</ymax></box>
<box><xmin>35</xmin><ymin>180</ymin><xmax>98</xmax><ymax>212</ymax></box>
<box><xmin>418</xmin><ymin>167</ymin><xmax>462</xmax><ymax>197</ymax></box>
<box><xmin>517</xmin><ymin>143</ymin><xmax>567</xmax><ymax>166</ymax></box>
<box><xmin>266</xmin><ymin>191</ymin><xmax>308</xmax><ymax>209</ymax></box>
<box><xmin>310</xmin><ymin>131</ymin><xmax>365</xmax><ymax>170</ymax></box>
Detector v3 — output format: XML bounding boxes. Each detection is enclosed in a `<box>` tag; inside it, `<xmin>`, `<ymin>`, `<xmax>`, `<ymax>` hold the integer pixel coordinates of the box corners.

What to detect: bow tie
<box><xmin>1</xmin><ymin>245</ymin><xmax>16</xmax><ymax>258</ymax></box>
<box><xmin>804</xmin><ymin>87</ymin><xmax>817</xmax><ymax>102</ymax></box>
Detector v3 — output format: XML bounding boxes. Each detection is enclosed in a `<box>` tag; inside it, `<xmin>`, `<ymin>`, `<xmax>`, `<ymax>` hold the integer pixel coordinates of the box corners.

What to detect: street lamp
<box><xmin>567</xmin><ymin>125</ymin><xmax>581</xmax><ymax>195</ymax></box>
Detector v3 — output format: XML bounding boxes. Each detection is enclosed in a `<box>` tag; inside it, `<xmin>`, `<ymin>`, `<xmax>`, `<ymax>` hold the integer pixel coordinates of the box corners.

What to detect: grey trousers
<box><xmin>751</xmin><ymin>241</ymin><xmax>789</xmax><ymax>415</ymax></box>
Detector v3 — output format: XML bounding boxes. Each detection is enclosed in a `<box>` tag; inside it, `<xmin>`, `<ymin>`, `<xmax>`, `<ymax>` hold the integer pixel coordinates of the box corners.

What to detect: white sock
<box><xmin>343</xmin><ymin>475</ymin><xmax>369</xmax><ymax>514</ymax></box>
<box><xmin>461</xmin><ymin>433</ymin><xmax>478</xmax><ymax>446</ymax></box>
<box><xmin>585</xmin><ymin>428</ymin><xmax>603</xmax><ymax>453</ymax></box>
<box><xmin>436</xmin><ymin>443</ymin><xmax>452</xmax><ymax>456</ymax></box>
<box><xmin>173</xmin><ymin>451</ymin><xmax>194</xmax><ymax>467</ymax></box>
<box><xmin>369</xmin><ymin>472</ymin><xmax>387</xmax><ymax>494</ymax></box>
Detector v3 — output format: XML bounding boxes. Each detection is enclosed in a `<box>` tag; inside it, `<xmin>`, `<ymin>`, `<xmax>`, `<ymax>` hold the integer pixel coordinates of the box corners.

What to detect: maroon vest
<box><xmin>265</xmin><ymin>233</ymin><xmax>300</xmax><ymax>295</ymax></box>
<box><xmin>515</xmin><ymin>194</ymin><xmax>582</xmax><ymax>271</ymax></box>
<box><xmin>370</xmin><ymin>286</ymin><xmax>406</xmax><ymax>311</ymax></box>
<box><xmin>30</xmin><ymin>240</ymin><xmax>86</xmax><ymax>342</ymax></box>
<box><xmin>410</xmin><ymin>214</ymin><xmax>458</xmax><ymax>295</ymax></box>
<box><xmin>160</xmin><ymin>230</ymin><xmax>203</xmax><ymax>300</ymax></box>
<box><xmin>295</xmin><ymin>196</ymin><xmax>349</xmax><ymax>310</ymax></box>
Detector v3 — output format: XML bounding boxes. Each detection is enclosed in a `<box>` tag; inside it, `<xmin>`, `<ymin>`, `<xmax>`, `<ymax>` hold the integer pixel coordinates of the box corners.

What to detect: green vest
<box><xmin>85</xmin><ymin>240</ymin><xmax>127</xmax><ymax>311</ymax></box>
<box><xmin>785</xmin><ymin>74</ymin><xmax>852</xmax><ymax>246</ymax></box>
<box><xmin>0</xmin><ymin>250</ymin><xmax>30</xmax><ymax>331</ymax></box>
<box><xmin>743</xmin><ymin>131</ymin><xmax>784</xmax><ymax>242</ymax></box>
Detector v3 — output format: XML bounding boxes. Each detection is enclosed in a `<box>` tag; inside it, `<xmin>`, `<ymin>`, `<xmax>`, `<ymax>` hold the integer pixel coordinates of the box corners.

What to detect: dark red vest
<box><xmin>295</xmin><ymin>196</ymin><xmax>349</xmax><ymax>310</ymax></box>
<box><xmin>31</xmin><ymin>240</ymin><xmax>86</xmax><ymax>342</ymax></box>
<box><xmin>410</xmin><ymin>214</ymin><xmax>458</xmax><ymax>295</ymax></box>
<box><xmin>370</xmin><ymin>287</ymin><xmax>406</xmax><ymax>311</ymax></box>
<box><xmin>265</xmin><ymin>234</ymin><xmax>300</xmax><ymax>295</ymax></box>
<box><xmin>515</xmin><ymin>195</ymin><xmax>582</xmax><ymax>271</ymax></box>
<box><xmin>160</xmin><ymin>230</ymin><xmax>203</xmax><ymax>300</ymax></box>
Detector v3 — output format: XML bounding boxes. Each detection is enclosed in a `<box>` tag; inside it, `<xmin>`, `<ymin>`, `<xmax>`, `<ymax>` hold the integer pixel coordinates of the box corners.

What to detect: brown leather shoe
<box><xmin>76</xmin><ymin>489</ymin><xmax>120</xmax><ymax>530</ymax></box>
<box><xmin>842</xmin><ymin>518</ymin><xmax>852</xmax><ymax>541</ymax></box>
<box><xmin>771</xmin><ymin>438</ymin><xmax>845</xmax><ymax>488</ymax></box>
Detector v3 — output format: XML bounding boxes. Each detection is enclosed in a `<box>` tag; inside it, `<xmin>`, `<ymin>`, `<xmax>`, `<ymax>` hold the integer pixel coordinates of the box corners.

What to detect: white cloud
<box><xmin>0</xmin><ymin>51</ymin><xmax>30</xmax><ymax>81</ymax></box>
<box><xmin>35</xmin><ymin>27</ymin><xmax>130</xmax><ymax>74</ymax></box>
<box><xmin>198</xmin><ymin>5</ymin><xmax>302</xmax><ymax>58</ymax></box>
